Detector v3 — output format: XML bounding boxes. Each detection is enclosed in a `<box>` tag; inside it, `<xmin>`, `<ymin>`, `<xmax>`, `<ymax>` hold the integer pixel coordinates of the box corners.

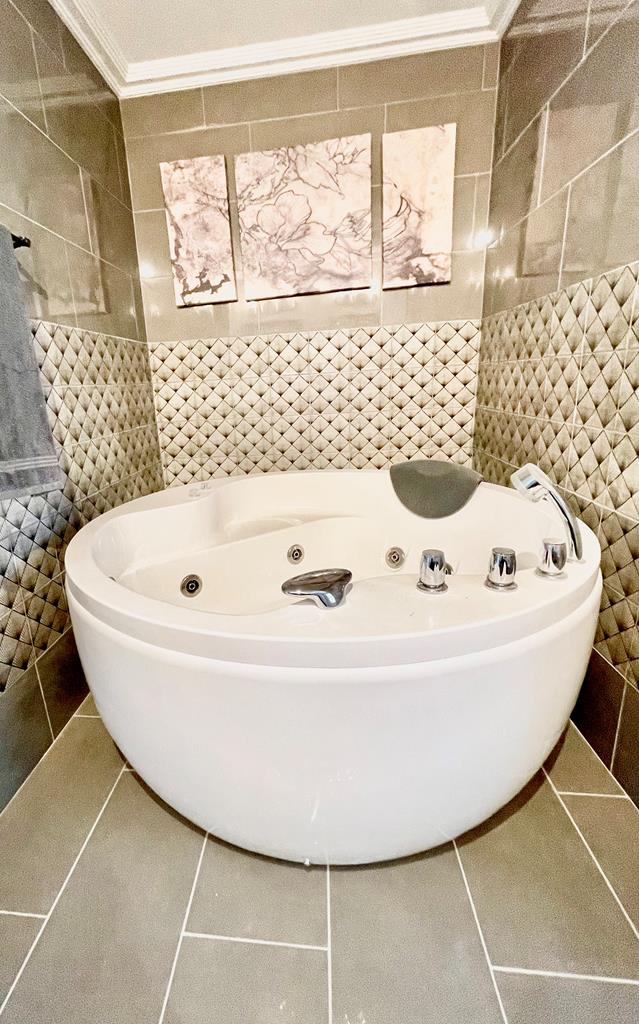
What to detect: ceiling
<box><xmin>49</xmin><ymin>0</ymin><xmax>521</xmax><ymax>97</ymax></box>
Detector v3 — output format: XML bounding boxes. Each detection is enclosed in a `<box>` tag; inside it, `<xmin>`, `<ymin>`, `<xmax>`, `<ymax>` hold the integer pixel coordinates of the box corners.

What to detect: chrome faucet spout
<box><xmin>510</xmin><ymin>464</ymin><xmax>583</xmax><ymax>561</ymax></box>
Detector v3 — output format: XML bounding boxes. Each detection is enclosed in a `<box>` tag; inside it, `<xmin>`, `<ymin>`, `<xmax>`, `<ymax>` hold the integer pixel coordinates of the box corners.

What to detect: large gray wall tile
<box><xmin>331</xmin><ymin>847</ymin><xmax>503</xmax><ymax>1024</ymax></box>
<box><xmin>572</xmin><ymin>651</ymin><xmax>626</xmax><ymax>766</ymax></box>
<box><xmin>612</xmin><ymin>681</ymin><xmax>639</xmax><ymax>803</ymax></box>
<box><xmin>0</xmin><ymin>773</ymin><xmax>203</xmax><ymax>1024</ymax></box>
<box><xmin>458</xmin><ymin>776</ymin><xmax>639</xmax><ymax>976</ymax></box>
<box><xmin>188</xmin><ymin>837</ymin><xmax>326</xmax><ymax>945</ymax></box>
<box><xmin>164</xmin><ymin>938</ymin><xmax>327</xmax><ymax>1024</ymax></box>
<box><xmin>0</xmin><ymin>717</ymin><xmax>122</xmax><ymax>914</ymax></box>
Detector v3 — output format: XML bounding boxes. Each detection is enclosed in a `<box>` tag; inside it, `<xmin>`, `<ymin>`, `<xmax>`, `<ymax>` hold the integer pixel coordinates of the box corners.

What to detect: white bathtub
<box><xmin>65</xmin><ymin>469</ymin><xmax>601</xmax><ymax>864</ymax></box>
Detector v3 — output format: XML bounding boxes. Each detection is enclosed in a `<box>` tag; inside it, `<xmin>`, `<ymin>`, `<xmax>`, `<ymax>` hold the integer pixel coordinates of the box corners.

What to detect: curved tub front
<box><xmin>65</xmin><ymin>469</ymin><xmax>601</xmax><ymax>864</ymax></box>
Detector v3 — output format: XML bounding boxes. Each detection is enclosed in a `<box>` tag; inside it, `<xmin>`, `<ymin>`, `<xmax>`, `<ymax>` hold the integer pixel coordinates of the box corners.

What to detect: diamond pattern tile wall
<box><xmin>150</xmin><ymin>321</ymin><xmax>482</xmax><ymax>485</ymax></box>
<box><xmin>0</xmin><ymin>321</ymin><xmax>163</xmax><ymax>689</ymax></box>
<box><xmin>474</xmin><ymin>258</ymin><xmax>639</xmax><ymax>696</ymax></box>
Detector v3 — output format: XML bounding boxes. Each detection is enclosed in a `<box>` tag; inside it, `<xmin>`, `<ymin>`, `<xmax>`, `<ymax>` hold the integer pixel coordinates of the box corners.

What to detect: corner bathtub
<box><xmin>65</xmin><ymin>470</ymin><xmax>601</xmax><ymax>864</ymax></box>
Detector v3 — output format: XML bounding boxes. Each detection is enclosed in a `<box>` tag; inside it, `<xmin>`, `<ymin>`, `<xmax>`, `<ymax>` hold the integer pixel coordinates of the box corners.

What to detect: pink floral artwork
<box><xmin>382</xmin><ymin>124</ymin><xmax>456</xmax><ymax>288</ymax></box>
<box><xmin>234</xmin><ymin>134</ymin><xmax>372</xmax><ymax>300</ymax></box>
<box><xmin>160</xmin><ymin>155</ymin><xmax>236</xmax><ymax>306</ymax></box>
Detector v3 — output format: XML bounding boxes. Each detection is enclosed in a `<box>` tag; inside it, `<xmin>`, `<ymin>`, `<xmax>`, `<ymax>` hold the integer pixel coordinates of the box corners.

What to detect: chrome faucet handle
<box><xmin>417</xmin><ymin>549</ymin><xmax>448</xmax><ymax>593</ymax></box>
<box><xmin>537</xmin><ymin>537</ymin><xmax>567</xmax><ymax>577</ymax></box>
<box><xmin>485</xmin><ymin>547</ymin><xmax>517</xmax><ymax>590</ymax></box>
<box><xmin>282</xmin><ymin>568</ymin><xmax>352</xmax><ymax>609</ymax></box>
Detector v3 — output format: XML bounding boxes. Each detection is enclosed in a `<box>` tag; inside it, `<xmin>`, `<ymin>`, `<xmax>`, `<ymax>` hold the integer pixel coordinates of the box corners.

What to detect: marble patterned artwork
<box><xmin>382</xmin><ymin>124</ymin><xmax>456</xmax><ymax>289</ymax></box>
<box><xmin>234</xmin><ymin>134</ymin><xmax>372</xmax><ymax>300</ymax></box>
<box><xmin>159</xmin><ymin>155</ymin><xmax>236</xmax><ymax>306</ymax></box>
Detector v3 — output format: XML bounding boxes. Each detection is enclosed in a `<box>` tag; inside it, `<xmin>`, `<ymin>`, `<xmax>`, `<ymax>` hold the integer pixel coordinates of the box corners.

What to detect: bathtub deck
<box><xmin>0</xmin><ymin>698</ymin><xmax>638</xmax><ymax>1023</ymax></box>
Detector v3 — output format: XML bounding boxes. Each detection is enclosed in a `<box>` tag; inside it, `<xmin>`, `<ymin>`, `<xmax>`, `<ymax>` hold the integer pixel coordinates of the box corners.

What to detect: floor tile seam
<box><xmin>452</xmin><ymin>840</ymin><xmax>509</xmax><ymax>1024</ymax></box>
<box><xmin>492</xmin><ymin>964</ymin><xmax>639</xmax><ymax>986</ymax></box>
<box><xmin>542</xmin><ymin>767</ymin><xmax>639</xmax><ymax>941</ymax></box>
<box><xmin>182</xmin><ymin>932</ymin><xmax>328</xmax><ymax>951</ymax></box>
<box><xmin>555</xmin><ymin>791</ymin><xmax>630</xmax><ymax>799</ymax></box>
<box><xmin>157</xmin><ymin>831</ymin><xmax>209</xmax><ymax>1024</ymax></box>
<box><xmin>0</xmin><ymin>764</ymin><xmax>127</xmax><ymax>1017</ymax></box>
<box><xmin>0</xmin><ymin>910</ymin><xmax>46</xmax><ymax>919</ymax></box>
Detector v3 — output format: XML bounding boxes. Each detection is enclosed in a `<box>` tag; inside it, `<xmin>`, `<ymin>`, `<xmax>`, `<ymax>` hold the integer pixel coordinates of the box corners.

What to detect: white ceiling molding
<box><xmin>50</xmin><ymin>1</ymin><xmax>518</xmax><ymax>98</ymax></box>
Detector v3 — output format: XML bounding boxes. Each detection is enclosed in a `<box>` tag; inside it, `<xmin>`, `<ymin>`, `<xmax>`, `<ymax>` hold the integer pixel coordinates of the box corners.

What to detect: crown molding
<box><xmin>50</xmin><ymin>1</ymin><xmax>517</xmax><ymax>99</ymax></box>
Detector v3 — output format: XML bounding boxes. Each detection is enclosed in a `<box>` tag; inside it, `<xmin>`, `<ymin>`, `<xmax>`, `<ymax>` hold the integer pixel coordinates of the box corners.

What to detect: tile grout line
<box><xmin>183</xmin><ymin>932</ymin><xmax>328</xmax><ymax>952</ymax></box>
<box><xmin>453</xmin><ymin>841</ymin><xmax>509</xmax><ymax>1024</ymax></box>
<box><xmin>543</xmin><ymin>767</ymin><xmax>639</xmax><ymax>940</ymax></box>
<box><xmin>493</xmin><ymin>964</ymin><xmax>639</xmax><ymax>986</ymax></box>
<box><xmin>0</xmin><ymin>910</ymin><xmax>46</xmax><ymax>920</ymax></box>
<box><xmin>157</xmin><ymin>831</ymin><xmax>209</xmax><ymax>1024</ymax></box>
<box><xmin>0</xmin><ymin>764</ymin><xmax>127</xmax><ymax>1018</ymax></box>
<box><xmin>556</xmin><ymin>791</ymin><xmax>630</xmax><ymax>799</ymax></box>
<box><xmin>610</xmin><ymin>680</ymin><xmax>627</xmax><ymax>775</ymax></box>
<box><xmin>326</xmin><ymin>865</ymin><xmax>333</xmax><ymax>1024</ymax></box>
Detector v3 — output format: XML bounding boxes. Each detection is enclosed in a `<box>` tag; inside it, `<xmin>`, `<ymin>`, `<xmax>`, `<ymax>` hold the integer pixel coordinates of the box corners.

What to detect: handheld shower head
<box><xmin>510</xmin><ymin>464</ymin><xmax>583</xmax><ymax>561</ymax></box>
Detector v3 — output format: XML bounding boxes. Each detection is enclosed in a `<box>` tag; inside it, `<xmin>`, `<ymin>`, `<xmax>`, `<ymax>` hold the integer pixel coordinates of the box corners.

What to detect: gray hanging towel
<box><xmin>390</xmin><ymin>458</ymin><xmax>483</xmax><ymax>518</ymax></box>
<box><xmin>0</xmin><ymin>226</ymin><xmax>63</xmax><ymax>501</ymax></box>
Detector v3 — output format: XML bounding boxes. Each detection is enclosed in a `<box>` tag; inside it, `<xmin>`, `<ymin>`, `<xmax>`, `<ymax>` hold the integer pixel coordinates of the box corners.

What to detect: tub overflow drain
<box><xmin>385</xmin><ymin>546</ymin><xmax>406</xmax><ymax>568</ymax></box>
<box><xmin>287</xmin><ymin>544</ymin><xmax>304</xmax><ymax>565</ymax></box>
<box><xmin>180</xmin><ymin>574</ymin><xmax>202</xmax><ymax>598</ymax></box>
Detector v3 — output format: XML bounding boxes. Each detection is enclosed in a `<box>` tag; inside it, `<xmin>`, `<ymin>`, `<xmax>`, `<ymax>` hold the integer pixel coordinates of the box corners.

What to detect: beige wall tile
<box><xmin>587</xmin><ymin>0</ymin><xmax>629</xmax><ymax>49</ymax></box>
<box><xmin>452</xmin><ymin>176</ymin><xmax>478</xmax><ymax>251</ymax></box>
<box><xmin>83</xmin><ymin>171</ymin><xmax>139</xmax><ymax>275</ymax></box>
<box><xmin>0</xmin><ymin>94</ymin><xmax>89</xmax><ymax>249</ymax></box>
<box><xmin>541</xmin><ymin>2</ymin><xmax>639</xmax><ymax>203</ymax></box>
<box><xmin>484</xmin><ymin>191</ymin><xmax>567</xmax><ymax>315</ymax></box>
<box><xmin>562</xmin><ymin>132</ymin><xmax>639</xmax><ymax>285</ymax></box>
<box><xmin>482</xmin><ymin>42</ymin><xmax>500</xmax><ymax>89</ymax></box>
<box><xmin>121</xmin><ymin>88</ymin><xmax>205</xmax><ymax>137</ymax></box>
<box><xmin>203</xmin><ymin>69</ymin><xmax>337</xmax><ymax>125</ymax></box>
<box><xmin>37</xmin><ymin>42</ymin><xmax>122</xmax><ymax>202</ymax></box>
<box><xmin>500</xmin><ymin>0</ymin><xmax>589</xmax><ymax>152</ymax></box>
<box><xmin>386</xmin><ymin>89</ymin><xmax>496</xmax><ymax>175</ymax></box>
<box><xmin>338</xmin><ymin>47</ymin><xmax>484</xmax><ymax>108</ymax></box>
<box><xmin>256</xmin><ymin>286</ymin><xmax>381</xmax><ymax>334</ymax></box>
<box><xmin>135</xmin><ymin>210</ymin><xmax>172</xmax><ymax>280</ymax></box>
<box><xmin>382</xmin><ymin>250</ymin><xmax>485</xmax><ymax>323</ymax></box>
<box><xmin>142</xmin><ymin>276</ymin><xmax>259</xmax><ymax>341</ymax></box>
<box><xmin>0</xmin><ymin>203</ymin><xmax>75</xmax><ymax>324</ymax></box>
<box><xmin>249</xmin><ymin>106</ymin><xmax>384</xmax><ymax>183</ymax></box>
<box><xmin>473</xmin><ymin>174</ymin><xmax>492</xmax><ymax>239</ymax></box>
<box><xmin>10</xmin><ymin>0</ymin><xmax>63</xmax><ymax>59</ymax></box>
<box><xmin>0</xmin><ymin>0</ymin><xmax>45</xmax><ymax>128</ymax></box>
<box><xmin>490</xmin><ymin>112</ymin><xmax>545</xmax><ymax>238</ymax></box>
<box><xmin>56</xmin><ymin>20</ymin><xmax>120</xmax><ymax>126</ymax></box>
<box><xmin>126</xmin><ymin>123</ymin><xmax>251</xmax><ymax>210</ymax></box>
<box><xmin>67</xmin><ymin>245</ymin><xmax>138</xmax><ymax>339</ymax></box>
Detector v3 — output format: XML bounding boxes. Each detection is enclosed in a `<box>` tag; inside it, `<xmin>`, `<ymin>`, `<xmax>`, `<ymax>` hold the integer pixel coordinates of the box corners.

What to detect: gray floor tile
<box><xmin>545</xmin><ymin>723</ymin><xmax>624</xmax><ymax>794</ymax></box>
<box><xmin>331</xmin><ymin>847</ymin><xmax>503</xmax><ymax>1024</ymax></box>
<box><xmin>496</xmin><ymin>971</ymin><xmax>639</xmax><ymax>1023</ymax></box>
<box><xmin>563</xmin><ymin>795</ymin><xmax>639</xmax><ymax>930</ymax></box>
<box><xmin>188</xmin><ymin>836</ymin><xmax>326</xmax><ymax>945</ymax></box>
<box><xmin>0</xmin><ymin>915</ymin><xmax>41</xmax><ymax>1004</ymax></box>
<box><xmin>164</xmin><ymin>937</ymin><xmax>327</xmax><ymax>1024</ymax></box>
<box><xmin>74</xmin><ymin>692</ymin><xmax>98</xmax><ymax>715</ymax></box>
<box><xmin>0</xmin><ymin>665</ymin><xmax>52</xmax><ymax>812</ymax></box>
<box><xmin>0</xmin><ymin>717</ymin><xmax>123</xmax><ymax>914</ymax></box>
<box><xmin>36</xmin><ymin>629</ymin><xmax>88</xmax><ymax>737</ymax></box>
<box><xmin>458</xmin><ymin>776</ymin><xmax>639</xmax><ymax>977</ymax></box>
<box><xmin>0</xmin><ymin>773</ymin><xmax>204</xmax><ymax>1024</ymax></box>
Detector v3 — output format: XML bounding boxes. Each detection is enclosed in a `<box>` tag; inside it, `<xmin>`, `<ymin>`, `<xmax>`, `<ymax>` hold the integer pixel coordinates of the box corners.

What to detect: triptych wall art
<box><xmin>159</xmin><ymin>124</ymin><xmax>456</xmax><ymax>308</ymax></box>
